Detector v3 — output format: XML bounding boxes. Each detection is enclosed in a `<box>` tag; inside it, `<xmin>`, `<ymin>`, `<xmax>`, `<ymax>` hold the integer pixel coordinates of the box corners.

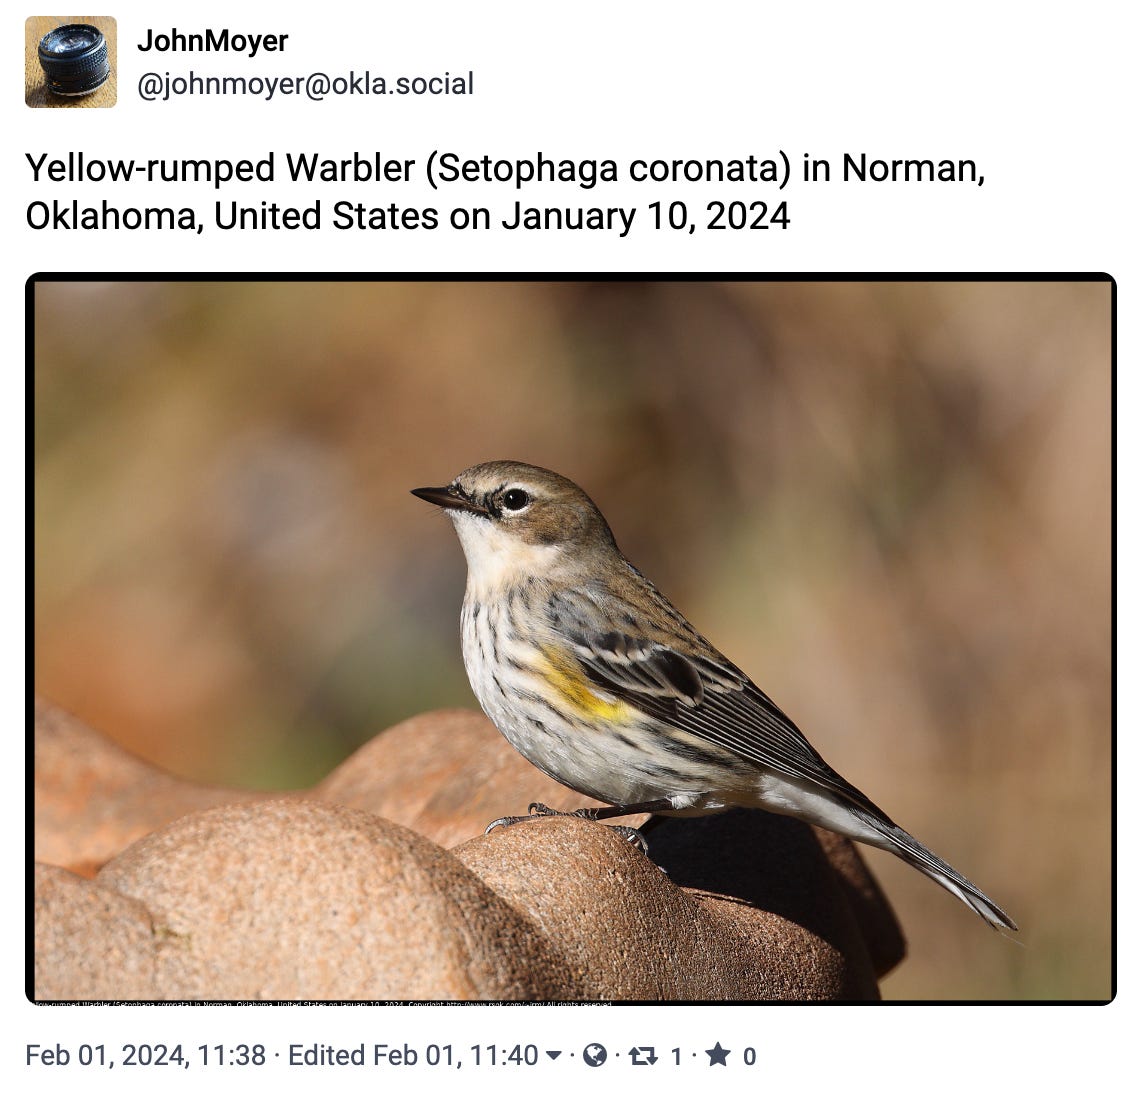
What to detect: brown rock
<box><xmin>34</xmin><ymin>862</ymin><xmax>157</xmax><ymax>1000</ymax></box>
<box><xmin>458</xmin><ymin>814</ymin><xmax>885</xmax><ymax>1000</ymax></box>
<box><xmin>32</xmin><ymin>698</ymin><xmax>905</xmax><ymax>1000</ymax></box>
<box><xmin>644</xmin><ymin>810</ymin><xmax>900</xmax><ymax>996</ymax></box>
<box><xmin>34</xmin><ymin>697</ymin><xmax>268</xmax><ymax>877</ymax></box>
<box><xmin>94</xmin><ymin>799</ymin><xmax>573</xmax><ymax>1000</ymax></box>
<box><xmin>810</xmin><ymin>825</ymin><xmax>907</xmax><ymax>978</ymax></box>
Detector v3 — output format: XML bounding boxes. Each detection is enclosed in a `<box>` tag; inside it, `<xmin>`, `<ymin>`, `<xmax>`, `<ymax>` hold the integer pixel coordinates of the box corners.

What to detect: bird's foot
<box><xmin>484</xmin><ymin>802</ymin><xmax>649</xmax><ymax>852</ymax></box>
<box><xmin>482</xmin><ymin>802</ymin><xmax>562</xmax><ymax>833</ymax></box>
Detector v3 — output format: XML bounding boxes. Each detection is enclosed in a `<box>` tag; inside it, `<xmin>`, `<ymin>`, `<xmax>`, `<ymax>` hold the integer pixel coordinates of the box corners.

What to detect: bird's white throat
<box><xmin>448</xmin><ymin>510</ymin><xmax>565</xmax><ymax>596</ymax></box>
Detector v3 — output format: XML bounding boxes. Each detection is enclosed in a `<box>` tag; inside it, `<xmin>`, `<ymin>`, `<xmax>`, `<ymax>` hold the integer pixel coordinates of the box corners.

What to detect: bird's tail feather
<box><xmin>876</xmin><ymin>821</ymin><xmax>1018</xmax><ymax>932</ymax></box>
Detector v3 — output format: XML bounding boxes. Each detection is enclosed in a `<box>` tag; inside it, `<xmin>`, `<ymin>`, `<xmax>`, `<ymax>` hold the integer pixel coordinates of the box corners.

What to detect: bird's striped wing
<box><xmin>547</xmin><ymin>586</ymin><xmax>1017</xmax><ymax>932</ymax></box>
<box><xmin>551</xmin><ymin>587</ymin><xmax>892</xmax><ymax>824</ymax></box>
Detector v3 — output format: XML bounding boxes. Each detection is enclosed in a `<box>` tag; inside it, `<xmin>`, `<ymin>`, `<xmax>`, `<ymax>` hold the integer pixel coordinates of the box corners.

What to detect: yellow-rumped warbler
<box><xmin>413</xmin><ymin>460</ymin><xmax>1017</xmax><ymax>931</ymax></box>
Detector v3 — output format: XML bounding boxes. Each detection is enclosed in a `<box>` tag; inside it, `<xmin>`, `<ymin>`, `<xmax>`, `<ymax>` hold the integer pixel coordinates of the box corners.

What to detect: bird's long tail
<box><xmin>875</xmin><ymin>820</ymin><xmax>1018</xmax><ymax>932</ymax></box>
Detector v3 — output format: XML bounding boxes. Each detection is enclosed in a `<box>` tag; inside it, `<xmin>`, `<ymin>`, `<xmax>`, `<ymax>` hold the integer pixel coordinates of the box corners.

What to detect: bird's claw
<box><xmin>483</xmin><ymin>803</ymin><xmax>561</xmax><ymax>834</ymax></box>
<box><xmin>610</xmin><ymin>825</ymin><xmax>650</xmax><ymax>853</ymax></box>
<box><xmin>484</xmin><ymin>814</ymin><xmax>528</xmax><ymax>835</ymax></box>
<box><xmin>484</xmin><ymin>804</ymin><xmax>649</xmax><ymax>853</ymax></box>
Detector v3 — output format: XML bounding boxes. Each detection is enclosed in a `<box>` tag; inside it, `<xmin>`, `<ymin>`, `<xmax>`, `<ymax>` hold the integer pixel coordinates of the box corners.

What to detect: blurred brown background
<box><xmin>32</xmin><ymin>279</ymin><xmax>1112</xmax><ymax>1000</ymax></box>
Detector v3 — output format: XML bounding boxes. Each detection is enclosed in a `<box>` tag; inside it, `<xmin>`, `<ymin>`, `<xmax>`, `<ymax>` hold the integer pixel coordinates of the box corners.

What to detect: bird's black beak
<box><xmin>411</xmin><ymin>484</ymin><xmax>490</xmax><ymax>516</ymax></box>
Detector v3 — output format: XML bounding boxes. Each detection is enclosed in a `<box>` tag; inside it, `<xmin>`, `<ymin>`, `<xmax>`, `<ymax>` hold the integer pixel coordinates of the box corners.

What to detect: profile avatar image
<box><xmin>38</xmin><ymin>24</ymin><xmax>109</xmax><ymax>95</ymax></box>
<box><xmin>26</xmin><ymin>17</ymin><xmax>116</xmax><ymax>107</ymax></box>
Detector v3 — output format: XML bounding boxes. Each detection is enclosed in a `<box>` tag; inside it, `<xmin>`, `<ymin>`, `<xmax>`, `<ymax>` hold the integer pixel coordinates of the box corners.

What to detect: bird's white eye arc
<box><xmin>501</xmin><ymin>488</ymin><xmax>531</xmax><ymax>512</ymax></box>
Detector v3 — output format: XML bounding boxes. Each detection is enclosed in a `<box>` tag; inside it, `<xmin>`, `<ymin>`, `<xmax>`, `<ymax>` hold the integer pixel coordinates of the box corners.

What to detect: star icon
<box><xmin>705</xmin><ymin>1042</ymin><xmax>730</xmax><ymax>1066</ymax></box>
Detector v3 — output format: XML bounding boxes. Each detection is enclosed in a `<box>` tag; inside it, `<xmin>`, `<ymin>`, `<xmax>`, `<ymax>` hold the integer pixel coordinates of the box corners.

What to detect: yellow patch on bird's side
<box><xmin>538</xmin><ymin>645</ymin><xmax>633</xmax><ymax>723</ymax></box>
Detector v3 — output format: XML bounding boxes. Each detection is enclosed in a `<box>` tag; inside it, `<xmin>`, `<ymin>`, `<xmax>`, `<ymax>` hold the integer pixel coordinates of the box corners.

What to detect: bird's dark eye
<box><xmin>502</xmin><ymin>488</ymin><xmax>530</xmax><ymax>511</ymax></box>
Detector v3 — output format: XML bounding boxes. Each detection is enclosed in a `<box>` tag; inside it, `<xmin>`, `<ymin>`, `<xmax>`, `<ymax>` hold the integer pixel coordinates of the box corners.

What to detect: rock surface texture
<box><xmin>32</xmin><ymin>698</ymin><xmax>905</xmax><ymax>1000</ymax></box>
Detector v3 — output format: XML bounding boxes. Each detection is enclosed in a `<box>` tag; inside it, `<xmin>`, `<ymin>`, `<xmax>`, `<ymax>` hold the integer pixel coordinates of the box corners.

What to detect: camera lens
<box><xmin>38</xmin><ymin>24</ymin><xmax>109</xmax><ymax>97</ymax></box>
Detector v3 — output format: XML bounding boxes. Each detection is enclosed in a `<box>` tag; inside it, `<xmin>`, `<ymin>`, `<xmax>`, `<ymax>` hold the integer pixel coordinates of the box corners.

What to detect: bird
<box><xmin>412</xmin><ymin>460</ymin><xmax>1017</xmax><ymax>931</ymax></box>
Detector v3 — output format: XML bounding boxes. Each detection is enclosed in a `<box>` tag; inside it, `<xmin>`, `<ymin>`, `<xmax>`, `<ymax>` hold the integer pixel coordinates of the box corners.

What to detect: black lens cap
<box><xmin>38</xmin><ymin>24</ymin><xmax>109</xmax><ymax>97</ymax></box>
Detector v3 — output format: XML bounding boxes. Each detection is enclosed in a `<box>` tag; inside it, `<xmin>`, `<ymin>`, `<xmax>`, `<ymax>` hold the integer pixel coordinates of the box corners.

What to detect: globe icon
<box><xmin>583</xmin><ymin>1044</ymin><xmax>607</xmax><ymax>1067</ymax></box>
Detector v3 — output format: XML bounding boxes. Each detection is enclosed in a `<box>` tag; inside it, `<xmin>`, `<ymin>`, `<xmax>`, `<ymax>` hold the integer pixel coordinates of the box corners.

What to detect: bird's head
<box><xmin>412</xmin><ymin>460</ymin><xmax>618</xmax><ymax>591</ymax></box>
